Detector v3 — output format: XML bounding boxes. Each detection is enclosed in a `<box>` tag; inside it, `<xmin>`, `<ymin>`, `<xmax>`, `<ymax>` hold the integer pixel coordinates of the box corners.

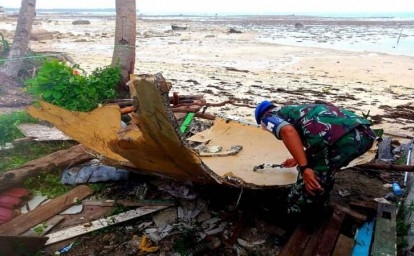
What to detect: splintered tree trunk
<box><xmin>0</xmin><ymin>0</ymin><xmax>36</xmax><ymax>79</ymax></box>
<box><xmin>112</xmin><ymin>0</ymin><xmax>136</xmax><ymax>97</ymax></box>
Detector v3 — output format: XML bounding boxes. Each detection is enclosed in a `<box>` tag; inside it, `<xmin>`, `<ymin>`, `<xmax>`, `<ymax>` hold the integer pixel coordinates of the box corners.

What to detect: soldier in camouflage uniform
<box><xmin>254</xmin><ymin>100</ymin><xmax>377</xmax><ymax>218</ymax></box>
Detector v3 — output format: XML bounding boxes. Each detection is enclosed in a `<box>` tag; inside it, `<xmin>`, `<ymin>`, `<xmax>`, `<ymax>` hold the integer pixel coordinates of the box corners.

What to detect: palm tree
<box><xmin>112</xmin><ymin>0</ymin><xmax>136</xmax><ymax>97</ymax></box>
<box><xmin>0</xmin><ymin>0</ymin><xmax>36</xmax><ymax>79</ymax></box>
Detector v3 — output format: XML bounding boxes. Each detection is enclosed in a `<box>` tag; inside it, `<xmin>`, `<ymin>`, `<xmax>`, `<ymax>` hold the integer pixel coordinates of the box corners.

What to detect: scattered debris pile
<box><xmin>0</xmin><ymin>73</ymin><xmax>413</xmax><ymax>255</ymax></box>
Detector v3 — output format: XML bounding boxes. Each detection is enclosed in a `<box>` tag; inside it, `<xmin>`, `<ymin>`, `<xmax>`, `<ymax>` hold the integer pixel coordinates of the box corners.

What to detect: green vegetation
<box><xmin>0</xmin><ymin>47</ymin><xmax>122</xmax><ymax>202</ymax></box>
<box><xmin>89</xmin><ymin>183</ymin><xmax>108</xmax><ymax>194</ymax></box>
<box><xmin>33</xmin><ymin>222</ymin><xmax>49</xmax><ymax>235</ymax></box>
<box><xmin>110</xmin><ymin>203</ymin><xmax>129</xmax><ymax>216</ymax></box>
<box><xmin>0</xmin><ymin>140</ymin><xmax>76</xmax><ymax>172</ymax></box>
<box><xmin>397</xmin><ymin>201</ymin><xmax>414</xmax><ymax>248</ymax></box>
<box><xmin>25</xmin><ymin>59</ymin><xmax>121</xmax><ymax>111</ymax></box>
<box><xmin>0</xmin><ymin>111</ymin><xmax>37</xmax><ymax>145</ymax></box>
<box><xmin>24</xmin><ymin>170</ymin><xmax>74</xmax><ymax>198</ymax></box>
<box><xmin>0</xmin><ymin>32</ymin><xmax>10</xmax><ymax>57</ymax></box>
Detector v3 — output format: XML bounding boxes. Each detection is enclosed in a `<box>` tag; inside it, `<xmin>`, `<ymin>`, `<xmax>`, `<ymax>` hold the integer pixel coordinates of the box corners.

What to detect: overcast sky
<box><xmin>0</xmin><ymin>0</ymin><xmax>413</xmax><ymax>15</ymax></box>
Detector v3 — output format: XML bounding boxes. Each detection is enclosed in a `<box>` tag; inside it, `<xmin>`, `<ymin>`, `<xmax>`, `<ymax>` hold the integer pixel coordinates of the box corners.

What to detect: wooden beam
<box><xmin>371</xmin><ymin>203</ymin><xmax>397</xmax><ymax>256</ymax></box>
<box><xmin>0</xmin><ymin>185</ymin><xmax>93</xmax><ymax>235</ymax></box>
<box><xmin>349</xmin><ymin>200</ymin><xmax>378</xmax><ymax>212</ymax></box>
<box><xmin>312</xmin><ymin>209</ymin><xmax>346</xmax><ymax>256</ymax></box>
<box><xmin>45</xmin><ymin>206</ymin><xmax>169</xmax><ymax>245</ymax></box>
<box><xmin>357</xmin><ymin>163</ymin><xmax>414</xmax><ymax>172</ymax></box>
<box><xmin>330</xmin><ymin>202</ymin><xmax>367</xmax><ymax>222</ymax></box>
<box><xmin>22</xmin><ymin>215</ymin><xmax>65</xmax><ymax>236</ymax></box>
<box><xmin>302</xmin><ymin>223</ymin><xmax>326</xmax><ymax>256</ymax></box>
<box><xmin>279</xmin><ymin>225</ymin><xmax>315</xmax><ymax>256</ymax></box>
<box><xmin>0</xmin><ymin>144</ymin><xmax>93</xmax><ymax>192</ymax></box>
<box><xmin>333</xmin><ymin>234</ymin><xmax>354</xmax><ymax>256</ymax></box>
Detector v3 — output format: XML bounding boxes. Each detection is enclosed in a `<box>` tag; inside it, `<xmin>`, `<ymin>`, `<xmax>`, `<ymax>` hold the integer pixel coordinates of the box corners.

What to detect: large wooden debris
<box><xmin>26</xmin><ymin>73</ymin><xmax>375</xmax><ymax>188</ymax></box>
<box><xmin>27</xmin><ymin>102</ymin><xmax>127</xmax><ymax>163</ymax></box>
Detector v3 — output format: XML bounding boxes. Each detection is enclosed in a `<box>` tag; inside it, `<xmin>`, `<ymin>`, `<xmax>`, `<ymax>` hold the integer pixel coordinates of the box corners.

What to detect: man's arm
<box><xmin>279</xmin><ymin>125</ymin><xmax>324</xmax><ymax>196</ymax></box>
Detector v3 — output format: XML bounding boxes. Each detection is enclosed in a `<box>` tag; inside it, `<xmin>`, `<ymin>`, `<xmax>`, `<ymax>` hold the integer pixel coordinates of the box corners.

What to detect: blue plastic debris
<box><xmin>56</xmin><ymin>242</ymin><xmax>74</xmax><ymax>254</ymax></box>
<box><xmin>392</xmin><ymin>182</ymin><xmax>403</xmax><ymax>196</ymax></box>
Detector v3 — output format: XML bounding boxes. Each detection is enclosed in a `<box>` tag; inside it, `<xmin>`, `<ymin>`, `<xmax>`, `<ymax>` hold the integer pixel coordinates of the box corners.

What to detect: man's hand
<box><xmin>302</xmin><ymin>168</ymin><xmax>324</xmax><ymax>196</ymax></box>
<box><xmin>282</xmin><ymin>158</ymin><xmax>297</xmax><ymax>167</ymax></box>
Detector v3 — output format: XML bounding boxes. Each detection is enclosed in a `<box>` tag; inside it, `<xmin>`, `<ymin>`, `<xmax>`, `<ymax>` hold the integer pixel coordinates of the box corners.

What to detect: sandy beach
<box><xmin>1</xmin><ymin>12</ymin><xmax>414</xmax><ymax>255</ymax></box>
<box><xmin>1</xmin><ymin>14</ymin><xmax>413</xmax><ymax>138</ymax></box>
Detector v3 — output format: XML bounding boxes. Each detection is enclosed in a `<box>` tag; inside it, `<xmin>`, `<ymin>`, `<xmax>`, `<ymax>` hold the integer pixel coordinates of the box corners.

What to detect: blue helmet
<box><xmin>254</xmin><ymin>100</ymin><xmax>275</xmax><ymax>124</ymax></box>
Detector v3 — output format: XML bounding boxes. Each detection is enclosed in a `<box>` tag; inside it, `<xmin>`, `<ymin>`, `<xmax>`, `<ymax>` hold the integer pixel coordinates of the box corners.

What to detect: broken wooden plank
<box><xmin>351</xmin><ymin>220</ymin><xmax>375</xmax><ymax>256</ymax></box>
<box><xmin>278</xmin><ymin>225</ymin><xmax>314</xmax><ymax>256</ymax></box>
<box><xmin>0</xmin><ymin>235</ymin><xmax>48</xmax><ymax>256</ymax></box>
<box><xmin>349</xmin><ymin>200</ymin><xmax>378</xmax><ymax>212</ymax></box>
<box><xmin>18</xmin><ymin>123</ymin><xmax>72</xmax><ymax>141</ymax></box>
<box><xmin>312</xmin><ymin>209</ymin><xmax>346</xmax><ymax>256</ymax></box>
<box><xmin>333</xmin><ymin>234</ymin><xmax>354</xmax><ymax>256</ymax></box>
<box><xmin>82</xmin><ymin>199</ymin><xmax>176</xmax><ymax>207</ymax></box>
<box><xmin>357</xmin><ymin>163</ymin><xmax>414</xmax><ymax>172</ymax></box>
<box><xmin>301</xmin><ymin>223</ymin><xmax>326</xmax><ymax>256</ymax></box>
<box><xmin>371</xmin><ymin>203</ymin><xmax>397</xmax><ymax>256</ymax></box>
<box><xmin>330</xmin><ymin>202</ymin><xmax>367</xmax><ymax>223</ymax></box>
<box><xmin>22</xmin><ymin>215</ymin><xmax>65</xmax><ymax>236</ymax></box>
<box><xmin>0</xmin><ymin>144</ymin><xmax>93</xmax><ymax>191</ymax></box>
<box><xmin>45</xmin><ymin>205</ymin><xmax>169</xmax><ymax>245</ymax></box>
<box><xmin>0</xmin><ymin>185</ymin><xmax>93</xmax><ymax>235</ymax></box>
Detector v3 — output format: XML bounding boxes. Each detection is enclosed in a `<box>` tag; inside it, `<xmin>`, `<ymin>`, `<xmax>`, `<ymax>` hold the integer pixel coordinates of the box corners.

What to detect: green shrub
<box><xmin>0</xmin><ymin>111</ymin><xmax>37</xmax><ymax>145</ymax></box>
<box><xmin>25</xmin><ymin>60</ymin><xmax>121</xmax><ymax>111</ymax></box>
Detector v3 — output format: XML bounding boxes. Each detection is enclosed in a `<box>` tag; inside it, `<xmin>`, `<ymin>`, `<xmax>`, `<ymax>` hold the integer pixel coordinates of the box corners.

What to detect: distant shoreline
<box><xmin>2</xmin><ymin>8</ymin><xmax>413</xmax><ymax>57</ymax></box>
<box><xmin>2</xmin><ymin>7</ymin><xmax>414</xmax><ymax>20</ymax></box>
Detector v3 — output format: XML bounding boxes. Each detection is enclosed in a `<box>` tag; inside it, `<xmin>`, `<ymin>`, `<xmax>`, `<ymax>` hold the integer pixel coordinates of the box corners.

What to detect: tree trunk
<box><xmin>112</xmin><ymin>0</ymin><xmax>136</xmax><ymax>97</ymax></box>
<box><xmin>0</xmin><ymin>0</ymin><xmax>36</xmax><ymax>79</ymax></box>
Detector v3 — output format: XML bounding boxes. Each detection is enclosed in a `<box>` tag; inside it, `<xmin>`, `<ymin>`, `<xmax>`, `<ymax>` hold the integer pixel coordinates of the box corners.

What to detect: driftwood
<box><xmin>0</xmin><ymin>144</ymin><xmax>93</xmax><ymax>192</ymax></box>
<box><xmin>118</xmin><ymin>91</ymin><xmax>253</xmax><ymax>119</ymax></box>
<box><xmin>357</xmin><ymin>163</ymin><xmax>414</xmax><ymax>172</ymax></box>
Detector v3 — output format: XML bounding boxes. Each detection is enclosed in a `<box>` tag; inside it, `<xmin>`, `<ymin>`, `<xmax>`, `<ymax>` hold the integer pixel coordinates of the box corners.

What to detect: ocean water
<box><xmin>253</xmin><ymin>16</ymin><xmax>414</xmax><ymax>57</ymax></box>
<box><xmin>5</xmin><ymin>8</ymin><xmax>414</xmax><ymax>56</ymax></box>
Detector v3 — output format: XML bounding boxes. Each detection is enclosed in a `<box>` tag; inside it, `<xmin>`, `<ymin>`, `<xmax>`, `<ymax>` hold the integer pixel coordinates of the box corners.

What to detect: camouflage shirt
<box><xmin>263</xmin><ymin>103</ymin><xmax>371</xmax><ymax>151</ymax></box>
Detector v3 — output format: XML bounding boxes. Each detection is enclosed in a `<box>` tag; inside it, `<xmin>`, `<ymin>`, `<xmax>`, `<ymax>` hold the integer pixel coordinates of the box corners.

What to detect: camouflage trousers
<box><xmin>287</xmin><ymin>125</ymin><xmax>376</xmax><ymax>216</ymax></box>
